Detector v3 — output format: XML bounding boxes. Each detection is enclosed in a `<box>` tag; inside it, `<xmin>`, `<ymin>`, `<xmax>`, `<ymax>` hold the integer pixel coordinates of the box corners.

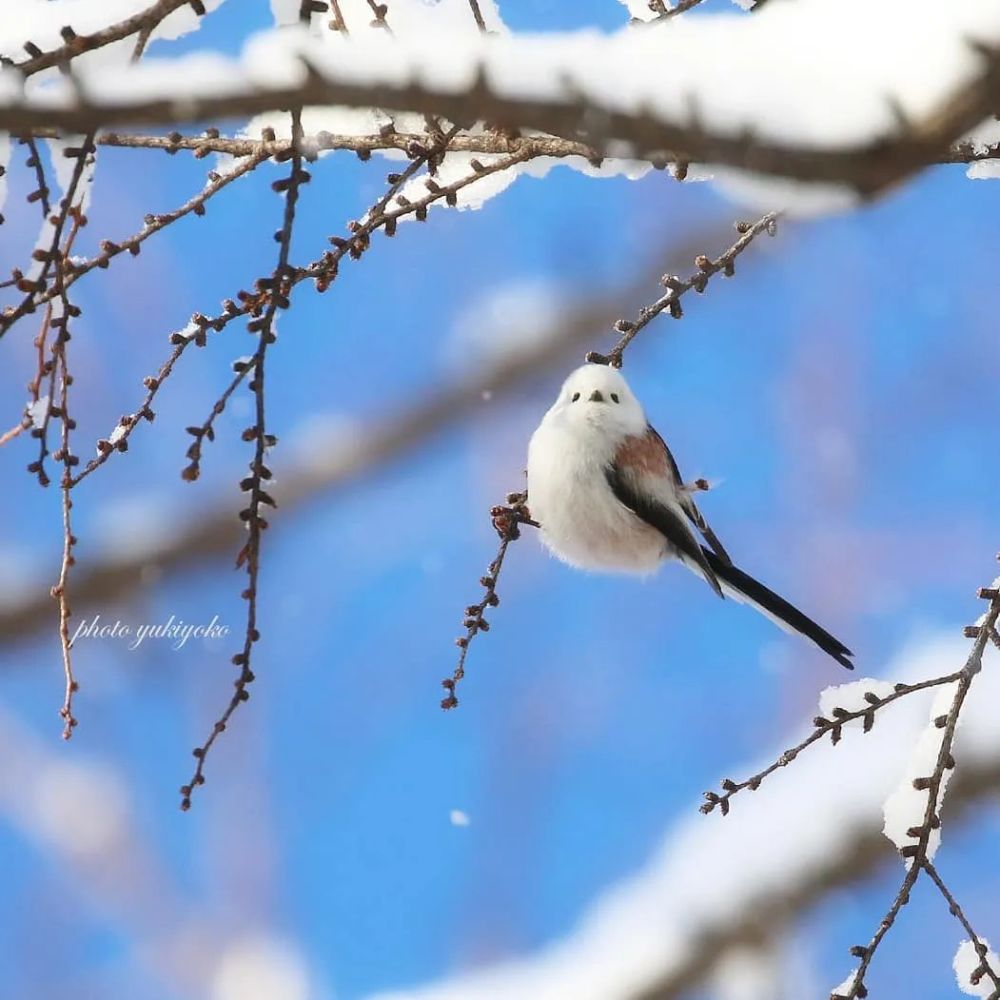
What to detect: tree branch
<box><xmin>12</xmin><ymin>0</ymin><xmax>205</xmax><ymax>77</ymax></box>
<box><xmin>2</xmin><ymin>39</ymin><xmax>998</xmax><ymax>194</ymax></box>
<box><xmin>21</xmin><ymin>127</ymin><xmax>998</xmax><ymax>170</ymax></box>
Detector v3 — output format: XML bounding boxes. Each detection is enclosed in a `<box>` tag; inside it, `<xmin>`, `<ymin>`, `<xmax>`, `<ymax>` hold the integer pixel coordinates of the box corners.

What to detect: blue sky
<box><xmin>1</xmin><ymin>2</ymin><xmax>999</xmax><ymax>998</ymax></box>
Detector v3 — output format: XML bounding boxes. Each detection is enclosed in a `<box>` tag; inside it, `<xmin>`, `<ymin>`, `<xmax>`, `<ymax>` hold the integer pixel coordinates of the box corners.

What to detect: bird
<box><xmin>525</xmin><ymin>362</ymin><xmax>853</xmax><ymax>669</ymax></box>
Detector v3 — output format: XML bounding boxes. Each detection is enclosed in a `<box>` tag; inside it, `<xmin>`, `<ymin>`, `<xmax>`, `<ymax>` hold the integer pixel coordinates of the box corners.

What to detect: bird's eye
<box><xmin>571</xmin><ymin>392</ymin><xmax>580</xmax><ymax>402</ymax></box>
<box><xmin>610</xmin><ymin>393</ymin><xmax>620</xmax><ymax>404</ymax></box>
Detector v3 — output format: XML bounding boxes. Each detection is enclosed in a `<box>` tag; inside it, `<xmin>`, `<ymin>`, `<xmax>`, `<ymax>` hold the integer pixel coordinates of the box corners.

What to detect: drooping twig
<box><xmin>180</xmin><ymin>359</ymin><xmax>255</xmax><ymax>482</ymax></box>
<box><xmin>180</xmin><ymin>109</ymin><xmax>310</xmax><ymax>811</ymax></box>
<box><xmin>52</xmin><ymin>305</ymin><xmax>79</xmax><ymax>740</ymax></box>
<box><xmin>49</xmin><ymin>205</ymin><xmax>90</xmax><ymax>738</ymax></box>
<box><xmin>303</xmin><ymin>144</ymin><xmax>529</xmax><ymax>287</ymax></box>
<box><xmin>441</xmin><ymin>494</ymin><xmax>536</xmax><ymax>710</ymax></box>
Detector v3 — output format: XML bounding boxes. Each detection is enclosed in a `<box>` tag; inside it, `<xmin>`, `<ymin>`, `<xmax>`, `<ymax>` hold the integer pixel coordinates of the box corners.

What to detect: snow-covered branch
<box><xmin>3</xmin><ymin>2</ymin><xmax>1000</xmax><ymax>193</ymax></box>
<box><xmin>831</xmin><ymin>582</ymin><xmax>1000</xmax><ymax>999</ymax></box>
<box><xmin>368</xmin><ymin>634</ymin><xmax>1000</xmax><ymax>1000</ymax></box>
<box><xmin>10</xmin><ymin>0</ymin><xmax>206</xmax><ymax>77</ymax></box>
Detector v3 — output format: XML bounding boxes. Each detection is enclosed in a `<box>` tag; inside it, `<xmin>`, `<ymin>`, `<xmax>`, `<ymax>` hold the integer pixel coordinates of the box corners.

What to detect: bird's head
<box><xmin>546</xmin><ymin>363</ymin><xmax>647</xmax><ymax>439</ymax></box>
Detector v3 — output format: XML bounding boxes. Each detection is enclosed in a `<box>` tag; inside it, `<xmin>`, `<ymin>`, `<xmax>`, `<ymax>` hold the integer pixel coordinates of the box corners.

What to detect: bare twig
<box><xmin>923</xmin><ymin>860</ymin><xmax>1000</xmax><ymax>996</ymax></box>
<box><xmin>180</xmin><ymin>360</ymin><xmax>254</xmax><ymax>482</ymax></box>
<box><xmin>49</xmin><ymin>205</ymin><xmax>89</xmax><ymax>739</ymax></box>
<box><xmin>588</xmin><ymin>213</ymin><xmax>779</xmax><ymax>367</ymax></box>
<box><xmin>19</xmin><ymin>135</ymin><xmax>52</xmax><ymax>217</ymax></box>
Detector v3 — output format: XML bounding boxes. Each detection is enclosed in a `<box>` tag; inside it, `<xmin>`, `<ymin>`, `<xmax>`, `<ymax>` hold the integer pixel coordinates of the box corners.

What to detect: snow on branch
<box><xmin>2</xmin><ymin>1</ymin><xmax>1000</xmax><ymax>193</ymax></box>
<box><xmin>8</xmin><ymin>0</ymin><xmax>211</xmax><ymax>77</ymax></box>
<box><xmin>829</xmin><ymin>581</ymin><xmax>1000</xmax><ymax>1000</ymax></box>
<box><xmin>371</xmin><ymin>631</ymin><xmax>1000</xmax><ymax>1000</ymax></box>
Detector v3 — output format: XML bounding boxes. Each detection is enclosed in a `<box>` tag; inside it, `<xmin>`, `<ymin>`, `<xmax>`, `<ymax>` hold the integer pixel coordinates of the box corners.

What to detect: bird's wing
<box><xmin>605</xmin><ymin>441</ymin><xmax>723</xmax><ymax>598</ymax></box>
<box><xmin>646</xmin><ymin>424</ymin><xmax>733</xmax><ymax>566</ymax></box>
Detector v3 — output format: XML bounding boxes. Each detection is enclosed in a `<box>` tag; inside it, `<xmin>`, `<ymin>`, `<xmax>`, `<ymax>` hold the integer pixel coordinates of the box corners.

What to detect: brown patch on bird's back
<box><xmin>615</xmin><ymin>430</ymin><xmax>670</xmax><ymax>475</ymax></box>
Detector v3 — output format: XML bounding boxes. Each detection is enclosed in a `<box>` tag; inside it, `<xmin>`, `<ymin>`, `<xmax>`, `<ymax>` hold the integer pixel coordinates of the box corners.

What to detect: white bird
<box><xmin>526</xmin><ymin>363</ymin><xmax>853</xmax><ymax>669</ymax></box>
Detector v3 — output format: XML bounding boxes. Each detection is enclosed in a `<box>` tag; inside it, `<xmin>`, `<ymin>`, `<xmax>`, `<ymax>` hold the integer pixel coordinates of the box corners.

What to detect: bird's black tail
<box><xmin>702</xmin><ymin>549</ymin><xmax>854</xmax><ymax>670</ymax></box>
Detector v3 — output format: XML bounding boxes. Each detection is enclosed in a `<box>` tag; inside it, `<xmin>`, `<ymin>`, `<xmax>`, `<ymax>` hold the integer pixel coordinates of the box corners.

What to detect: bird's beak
<box><xmin>589</xmin><ymin>389</ymin><xmax>604</xmax><ymax>402</ymax></box>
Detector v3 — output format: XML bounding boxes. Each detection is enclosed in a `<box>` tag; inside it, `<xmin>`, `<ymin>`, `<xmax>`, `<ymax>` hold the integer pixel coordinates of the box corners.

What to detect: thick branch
<box><xmin>2</xmin><ymin>39</ymin><xmax>999</xmax><ymax>194</ymax></box>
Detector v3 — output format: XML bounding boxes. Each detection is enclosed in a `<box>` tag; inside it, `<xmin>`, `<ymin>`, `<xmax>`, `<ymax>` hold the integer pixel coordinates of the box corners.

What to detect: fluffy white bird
<box><xmin>526</xmin><ymin>363</ymin><xmax>853</xmax><ymax>669</ymax></box>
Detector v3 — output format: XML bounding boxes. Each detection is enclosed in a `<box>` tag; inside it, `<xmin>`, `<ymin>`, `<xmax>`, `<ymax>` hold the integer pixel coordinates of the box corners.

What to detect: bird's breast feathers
<box><xmin>527</xmin><ymin>422</ymin><xmax>669</xmax><ymax>573</ymax></box>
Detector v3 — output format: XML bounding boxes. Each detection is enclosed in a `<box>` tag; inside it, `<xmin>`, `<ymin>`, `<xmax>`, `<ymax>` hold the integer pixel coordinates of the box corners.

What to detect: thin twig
<box><xmin>50</xmin><ymin>210</ymin><xmax>88</xmax><ymax>739</ymax></box>
<box><xmin>923</xmin><ymin>859</ymin><xmax>1000</xmax><ymax>996</ymax></box>
<box><xmin>588</xmin><ymin>213</ymin><xmax>779</xmax><ymax>367</ymax></box>
<box><xmin>180</xmin><ymin>357</ymin><xmax>255</xmax><ymax>481</ymax></box>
